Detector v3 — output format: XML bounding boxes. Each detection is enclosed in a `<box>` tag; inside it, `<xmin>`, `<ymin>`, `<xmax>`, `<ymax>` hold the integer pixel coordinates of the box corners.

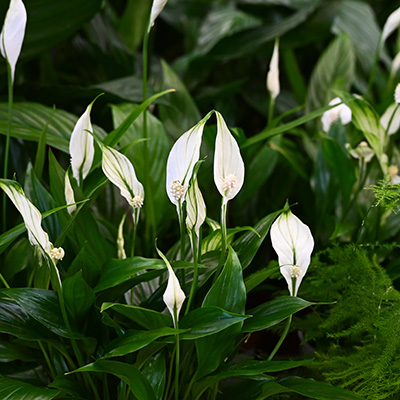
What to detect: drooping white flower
<box><xmin>186</xmin><ymin>174</ymin><xmax>206</xmax><ymax>238</ymax></box>
<box><xmin>270</xmin><ymin>206</ymin><xmax>314</xmax><ymax>296</ymax></box>
<box><xmin>214</xmin><ymin>112</ymin><xmax>245</xmax><ymax>204</ymax></box>
<box><xmin>321</xmin><ymin>97</ymin><xmax>352</xmax><ymax>132</ymax></box>
<box><xmin>266</xmin><ymin>38</ymin><xmax>280</xmax><ymax>100</ymax></box>
<box><xmin>0</xmin><ymin>179</ymin><xmax>64</xmax><ymax>261</ymax></box>
<box><xmin>0</xmin><ymin>0</ymin><xmax>27</xmax><ymax>84</ymax></box>
<box><xmin>156</xmin><ymin>246</ymin><xmax>185</xmax><ymax>327</ymax></box>
<box><xmin>347</xmin><ymin>141</ymin><xmax>375</xmax><ymax>163</ymax></box>
<box><xmin>64</xmin><ymin>171</ymin><xmax>76</xmax><ymax>215</ymax></box>
<box><xmin>69</xmin><ymin>104</ymin><xmax>95</xmax><ymax>185</ymax></box>
<box><xmin>380</xmin><ymin>103</ymin><xmax>400</xmax><ymax>135</ymax></box>
<box><xmin>101</xmin><ymin>144</ymin><xmax>144</xmax><ymax>224</ymax></box>
<box><xmin>166</xmin><ymin>114</ymin><xmax>211</xmax><ymax>210</ymax></box>
<box><xmin>149</xmin><ymin>0</ymin><xmax>168</xmax><ymax>31</ymax></box>
<box><xmin>382</xmin><ymin>6</ymin><xmax>400</xmax><ymax>43</ymax></box>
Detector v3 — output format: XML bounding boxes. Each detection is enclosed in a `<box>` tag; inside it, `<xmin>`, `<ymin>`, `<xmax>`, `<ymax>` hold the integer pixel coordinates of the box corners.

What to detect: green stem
<box><xmin>39</xmin><ymin>340</ymin><xmax>56</xmax><ymax>379</ymax></box>
<box><xmin>0</xmin><ymin>273</ymin><xmax>10</xmax><ymax>288</ymax></box>
<box><xmin>174</xmin><ymin>310</ymin><xmax>180</xmax><ymax>400</ymax></box>
<box><xmin>268</xmin><ymin>94</ymin><xmax>275</xmax><ymax>126</ymax></box>
<box><xmin>185</xmin><ymin>230</ymin><xmax>198</xmax><ymax>315</ymax></box>
<box><xmin>179</xmin><ymin>202</ymin><xmax>186</xmax><ymax>287</ymax></box>
<box><xmin>2</xmin><ymin>63</ymin><xmax>13</xmax><ymax>231</ymax></box>
<box><xmin>213</xmin><ymin>199</ymin><xmax>227</xmax><ymax>283</ymax></box>
<box><xmin>267</xmin><ymin>314</ymin><xmax>293</xmax><ymax>361</ymax></box>
<box><xmin>131</xmin><ymin>221</ymin><xmax>137</xmax><ymax>257</ymax></box>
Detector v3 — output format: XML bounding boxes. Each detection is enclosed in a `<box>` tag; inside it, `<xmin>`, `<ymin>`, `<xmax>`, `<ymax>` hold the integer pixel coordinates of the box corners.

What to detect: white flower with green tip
<box><xmin>64</xmin><ymin>171</ymin><xmax>76</xmax><ymax>215</ymax></box>
<box><xmin>101</xmin><ymin>145</ymin><xmax>144</xmax><ymax>224</ymax></box>
<box><xmin>186</xmin><ymin>175</ymin><xmax>206</xmax><ymax>238</ymax></box>
<box><xmin>213</xmin><ymin>111</ymin><xmax>245</xmax><ymax>204</ymax></box>
<box><xmin>270</xmin><ymin>205</ymin><xmax>314</xmax><ymax>296</ymax></box>
<box><xmin>0</xmin><ymin>0</ymin><xmax>27</xmax><ymax>84</ymax></box>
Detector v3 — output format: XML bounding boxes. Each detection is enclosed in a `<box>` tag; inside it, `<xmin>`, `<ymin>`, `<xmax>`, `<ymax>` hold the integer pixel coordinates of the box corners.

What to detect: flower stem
<box><xmin>267</xmin><ymin>314</ymin><xmax>292</xmax><ymax>361</ymax></box>
<box><xmin>213</xmin><ymin>199</ymin><xmax>227</xmax><ymax>283</ymax></box>
<box><xmin>39</xmin><ymin>340</ymin><xmax>56</xmax><ymax>379</ymax></box>
<box><xmin>179</xmin><ymin>202</ymin><xmax>186</xmax><ymax>286</ymax></box>
<box><xmin>185</xmin><ymin>230</ymin><xmax>198</xmax><ymax>315</ymax></box>
<box><xmin>0</xmin><ymin>273</ymin><xmax>10</xmax><ymax>288</ymax></box>
<box><xmin>268</xmin><ymin>94</ymin><xmax>275</xmax><ymax>126</ymax></box>
<box><xmin>2</xmin><ymin>63</ymin><xmax>13</xmax><ymax>231</ymax></box>
<box><xmin>131</xmin><ymin>222</ymin><xmax>137</xmax><ymax>257</ymax></box>
<box><xmin>174</xmin><ymin>310</ymin><xmax>180</xmax><ymax>400</ymax></box>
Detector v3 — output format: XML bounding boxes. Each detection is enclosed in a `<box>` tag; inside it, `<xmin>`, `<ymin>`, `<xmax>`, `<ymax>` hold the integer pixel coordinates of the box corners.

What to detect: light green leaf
<box><xmin>0</xmin><ymin>377</ymin><xmax>60</xmax><ymax>400</ymax></box>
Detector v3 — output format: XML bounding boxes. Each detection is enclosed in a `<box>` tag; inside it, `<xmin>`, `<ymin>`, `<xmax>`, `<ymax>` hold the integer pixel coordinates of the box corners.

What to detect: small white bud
<box><xmin>347</xmin><ymin>141</ymin><xmax>375</xmax><ymax>163</ymax></box>
<box><xmin>266</xmin><ymin>38</ymin><xmax>280</xmax><ymax>100</ymax></box>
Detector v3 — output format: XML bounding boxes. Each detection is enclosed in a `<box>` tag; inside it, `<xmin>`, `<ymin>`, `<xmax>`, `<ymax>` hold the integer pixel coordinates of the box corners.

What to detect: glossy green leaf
<box><xmin>196</xmin><ymin>247</ymin><xmax>246</xmax><ymax>378</ymax></box>
<box><xmin>0</xmin><ymin>339</ymin><xmax>38</xmax><ymax>362</ymax></box>
<box><xmin>278</xmin><ymin>376</ymin><xmax>365</xmax><ymax>400</ymax></box>
<box><xmin>306</xmin><ymin>34</ymin><xmax>355</xmax><ymax>113</ymax></box>
<box><xmin>243</xmin><ymin>296</ymin><xmax>315</xmax><ymax>332</ymax></box>
<box><xmin>233</xmin><ymin>210</ymin><xmax>281</xmax><ymax>269</ymax></box>
<box><xmin>49</xmin><ymin>374</ymin><xmax>91</xmax><ymax>400</ymax></box>
<box><xmin>72</xmin><ymin>360</ymin><xmax>156</xmax><ymax>400</ymax></box>
<box><xmin>0</xmin><ymin>377</ymin><xmax>60</xmax><ymax>400</ymax></box>
<box><xmin>159</xmin><ymin>59</ymin><xmax>201</xmax><ymax>139</ymax></box>
<box><xmin>95</xmin><ymin>257</ymin><xmax>165</xmax><ymax>292</ymax></box>
<box><xmin>244</xmin><ymin>265</ymin><xmax>280</xmax><ymax>293</ymax></box>
<box><xmin>0</xmin><ymin>102</ymin><xmax>107</xmax><ymax>153</ymax></box>
<box><xmin>141</xmin><ymin>352</ymin><xmax>166</xmax><ymax>400</ymax></box>
<box><xmin>103</xmin><ymin>328</ymin><xmax>183</xmax><ymax>358</ymax></box>
<box><xmin>101</xmin><ymin>303</ymin><xmax>172</xmax><ymax>330</ymax></box>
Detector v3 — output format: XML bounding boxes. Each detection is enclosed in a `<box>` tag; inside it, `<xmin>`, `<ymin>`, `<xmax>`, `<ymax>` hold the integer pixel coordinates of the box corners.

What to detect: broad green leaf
<box><xmin>0</xmin><ymin>377</ymin><xmax>60</xmax><ymax>400</ymax></box>
<box><xmin>244</xmin><ymin>265</ymin><xmax>280</xmax><ymax>293</ymax></box>
<box><xmin>0</xmin><ymin>339</ymin><xmax>38</xmax><ymax>362</ymax></box>
<box><xmin>193</xmin><ymin>360</ymin><xmax>309</xmax><ymax>400</ymax></box>
<box><xmin>141</xmin><ymin>352</ymin><xmax>166</xmax><ymax>400</ymax></box>
<box><xmin>243</xmin><ymin>296</ymin><xmax>315</xmax><ymax>332</ymax></box>
<box><xmin>2</xmin><ymin>238</ymin><xmax>30</xmax><ymax>280</ymax></box>
<box><xmin>196</xmin><ymin>247</ymin><xmax>246</xmax><ymax>378</ymax></box>
<box><xmin>103</xmin><ymin>328</ymin><xmax>183</xmax><ymax>358</ymax></box>
<box><xmin>101</xmin><ymin>303</ymin><xmax>172</xmax><ymax>330</ymax></box>
<box><xmin>72</xmin><ymin>360</ymin><xmax>156</xmax><ymax>400</ymax></box>
<box><xmin>233</xmin><ymin>210</ymin><xmax>281</xmax><ymax>269</ymax></box>
<box><xmin>278</xmin><ymin>376</ymin><xmax>365</xmax><ymax>400</ymax></box>
<box><xmin>179</xmin><ymin>307</ymin><xmax>249</xmax><ymax>340</ymax></box>
<box><xmin>49</xmin><ymin>374</ymin><xmax>91</xmax><ymax>400</ymax></box>
<box><xmin>2</xmin><ymin>288</ymin><xmax>82</xmax><ymax>338</ymax></box>
<box><xmin>159</xmin><ymin>59</ymin><xmax>201</xmax><ymax>139</ymax></box>
<box><xmin>0</xmin><ymin>102</ymin><xmax>106</xmax><ymax>153</ymax></box>
<box><xmin>306</xmin><ymin>34</ymin><xmax>355</xmax><ymax>113</ymax></box>
<box><xmin>95</xmin><ymin>257</ymin><xmax>165</xmax><ymax>293</ymax></box>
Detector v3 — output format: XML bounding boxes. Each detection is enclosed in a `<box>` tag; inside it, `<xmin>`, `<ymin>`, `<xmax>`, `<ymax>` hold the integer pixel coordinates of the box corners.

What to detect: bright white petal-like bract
<box><xmin>321</xmin><ymin>97</ymin><xmax>352</xmax><ymax>132</ymax></box>
<box><xmin>382</xmin><ymin>6</ymin><xmax>400</xmax><ymax>43</ymax></box>
<box><xmin>102</xmin><ymin>145</ymin><xmax>144</xmax><ymax>224</ymax></box>
<box><xmin>64</xmin><ymin>171</ymin><xmax>76</xmax><ymax>215</ymax></box>
<box><xmin>266</xmin><ymin>38</ymin><xmax>280</xmax><ymax>100</ymax></box>
<box><xmin>69</xmin><ymin>104</ymin><xmax>95</xmax><ymax>185</ymax></box>
<box><xmin>214</xmin><ymin>112</ymin><xmax>245</xmax><ymax>203</ymax></box>
<box><xmin>186</xmin><ymin>176</ymin><xmax>206</xmax><ymax>238</ymax></box>
<box><xmin>381</xmin><ymin>103</ymin><xmax>400</xmax><ymax>135</ymax></box>
<box><xmin>0</xmin><ymin>179</ymin><xmax>53</xmax><ymax>257</ymax></box>
<box><xmin>149</xmin><ymin>0</ymin><xmax>168</xmax><ymax>31</ymax></box>
<box><xmin>157</xmin><ymin>247</ymin><xmax>185</xmax><ymax>327</ymax></box>
<box><xmin>166</xmin><ymin>118</ymin><xmax>208</xmax><ymax>208</ymax></box>
<box><xmin>270</xmin><ymin>208</ymin><xmax>314</xmax><ymax>296</ymax></box>
<box><xmin>0</xmin><ymin>0</ymin><xmax>27</xmax><ymax>83</ymax></box>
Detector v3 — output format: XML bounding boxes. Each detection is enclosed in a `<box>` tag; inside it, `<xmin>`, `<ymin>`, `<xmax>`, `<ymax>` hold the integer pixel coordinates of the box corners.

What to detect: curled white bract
<box><xmin>0</xmin><ymin>0</ymin><xmax>27</xmax><ymax>83</ymax></box>
<box><xmin>267</xmin><ymin>39</ymin><xmax>280</xmax><ymax>100</ymax></box>
<box><xmin>186</xmin><ymin>177</ymin><xmax>206</xmax><ymax>238</ymax></box>
<box><xmin>382</xmin><ymin>6</ymin><xmax>400</xmax><ymax>43</ymax></box>
<box><xmin>64</xmin><ymin>171</ymin><xmax>76</xmax><ymax>215</ymax></box>
<box><xmin>271</xmin><ymin>208</ymin><xmax>314</xmax><ymax>296</ymax></box>
<box><xmin>149</xmin><ymin>0</ymin><xmax>168</xmax><ymax>31</ymax></box>
<box><xmin>214</xmin><ymin>112</ymin><xmax>245</xmax><ymax>204</ymax></box>
<box><xmin>321</xmin><ymin>97</ymin><xmax>352</xmax><ymax>132</ymax></box>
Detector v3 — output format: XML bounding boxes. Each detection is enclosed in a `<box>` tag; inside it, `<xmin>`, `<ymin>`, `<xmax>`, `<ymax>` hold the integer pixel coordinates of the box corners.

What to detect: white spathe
<box><xmin>186</xmin><ymin>176</ymin><xmax>206</xmax><ymax>238</ymax></box>
<box><xmin>0</xmin><ymin>0</ymin><xmax>27</xmax><ymax>83</ymax></box>
<box><xmin>321</xmin><ymin>97</ymin><xmax>352</xmax><ymax>132</ymax></box>
<box><xmin>149</xmin><ymin>0</ymin><xmax>168</xmax><ymax>30</ymax></box>
<box><xmin>382</xmin><ymin>6</ymin><xmax>400</xmax><ymax>43</ymax></box>
<box><xmin>380</xmin><ymin>103</ymin><xmax>400</xmax><ymax>135</ymax></box>
<box><xmin>271</xmin><ymin>208</ymin><xmax>314</xmax><ymax>296</ymax></box>
<box><xmin>214</xmin><ymin>112</ymin><xmax>245</xmax><ymax>204</ymax></box>
<box><xmin>166</xmin><ymin>120</ymin><xmax>206</xmax><ymax>208</ymax></box>
<box><xmin>157</xmin><ymin>247</ymin><xmax>185</xmax><ymax>327</ymax></box>
<box><xmin>69</xmin><ymin>104</ymin><xmax>95</xmax><ymax>185</ymax></box>
<box><xmin>267</xmin><ymin>38</ymin><xmax>280</xmax><ymax>100</ymax></box>
<box><xmin>102</xmin><ymin>145</ymin><xmax>144</xmax><ymax>224</ymax></box>
<box><xmin>0</xmin><ymin>179</ymin><xmax>64</xmax><ymax>260</ymax></box>
<box><xmin>64</xmin><ymin>171</ymin><xmax>76</xmax><ymax>215</ymax></box>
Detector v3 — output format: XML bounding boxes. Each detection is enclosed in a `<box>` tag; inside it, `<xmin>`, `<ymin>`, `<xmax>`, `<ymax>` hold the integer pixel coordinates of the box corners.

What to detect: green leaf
<box><xmin>243</xmin><ymin>296</ymin><xmax>315</xmax><ymax>332</ymax></box>
<box><xmin>196</xmin><ymin>247</ymin><xmax>246</xmax><ymax>378</ymax></box>
<box><xmin>0</xmin><ymin>377</ymin><xmax>60</xmax><ymax>400</ymax></box>
<box><xmin>103</xmin><ymin>328</ymin><xmax>183</xmax><ymax>358</ymax></box>
<box><xmin>95</xmin><ymin>257</ymin><xmax>166</xmax><ymax>293</ymax></box>
<box><xmin>244</xmin><ymin>265</ymin><xmax>280</xmax><ymax>293</ymax></box>
<box><xmin>0</xmin><ymin>339</ymin><xmax>38</xmax><ymax>362</ymax></box>
<box><xmin>2</xmin><ymin>288</ymin><xmax>82</xmax><ymax>338</ymax></box>
<box><xmin>0</xmin><ymin>102</ymin><xmax>107</xmax><ymax>153</ymax></box>
<box><xmin>159</xmin><ymin>59</ymin><xmax>201</xmax><ymax>139</ymax></box>
<box><xmin>71</xmin><ymin>360</ymin><xmax>156</xmax><ymax>400</ymax></box>
<box><xmin>101</xmin><ymin>303</ymin><xmax>172</xmax><ymax>330</ymax></box>
<box><xmin>306</xmin><ymin>34</ymin><xmax>355</xmax><ymax>113</ymax></box>
<box><xmin>233</xmin><ymin>210</ymin><xmax>281</xmax><ymax>269</ymax></box>
<box><xmin>49</xmin><ymin>374</ymin><xmax>91</xmax><ymax>400</ymax></box>
<box><xmin>278</xmin><ymin>376</ymin><xmax>365</xmax><ymax>400</ymax></box>
<box><xmin>141</xmin><ymin>352</ymin><xmax>166</xmax><ymax>400</ymax></box>
<box><xmin>179</xmin><ymin>307</ymin><xmax>249</xmax><ymax>340</ymax></box>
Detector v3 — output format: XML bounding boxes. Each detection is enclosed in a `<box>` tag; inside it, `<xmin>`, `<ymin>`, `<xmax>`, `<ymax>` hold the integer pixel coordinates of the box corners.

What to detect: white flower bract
<box><xmin>186</xmin><ymin>176</ymin><xmax>206</xmax><ymax>238</ymax></box>
<box><xmin>69</xmin><ymin>104</ymin><xmax>95</xmax><ymax>185</ymax></box>
<box><xmin>213</xmin><ymin>112</ymin><xmax>245</xmax><ymax>204</ymax></box>
<box><xmin>149</xmin><ymin>0</ymin><xmax>168</xmax><ymax>31</ymax></box>
<box><xmin>0</xmin><ymin>0</ymin><xmax>27</xmax><ymax>83</ymax></box>
<box><xmin>382</xmin><ymin>6</ymin><xmax>400</xmax><ymax>43</ymax></box>
<box><xmin>380</xmin><ymin>103</ymin><xmax>400</xmax><ymax>135</ymax></box>
<box><xmin>270</xmin><ymin>208</ymin><xmax>314</xmax><ymax>296</ymax></box>
<box><xmin>64</xmin><ymin>171</ymin><xmax>76</xmax><ymax>215</ymax></box>
<box><xmin>321</xmin><ymin>97</ymin><xmax>352</xmax><ymax>132</ymax></box>
<box><xmin>267</xmin><ymin>38</ymin><xmax>280</xmax><ymax>100</ymax></box>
